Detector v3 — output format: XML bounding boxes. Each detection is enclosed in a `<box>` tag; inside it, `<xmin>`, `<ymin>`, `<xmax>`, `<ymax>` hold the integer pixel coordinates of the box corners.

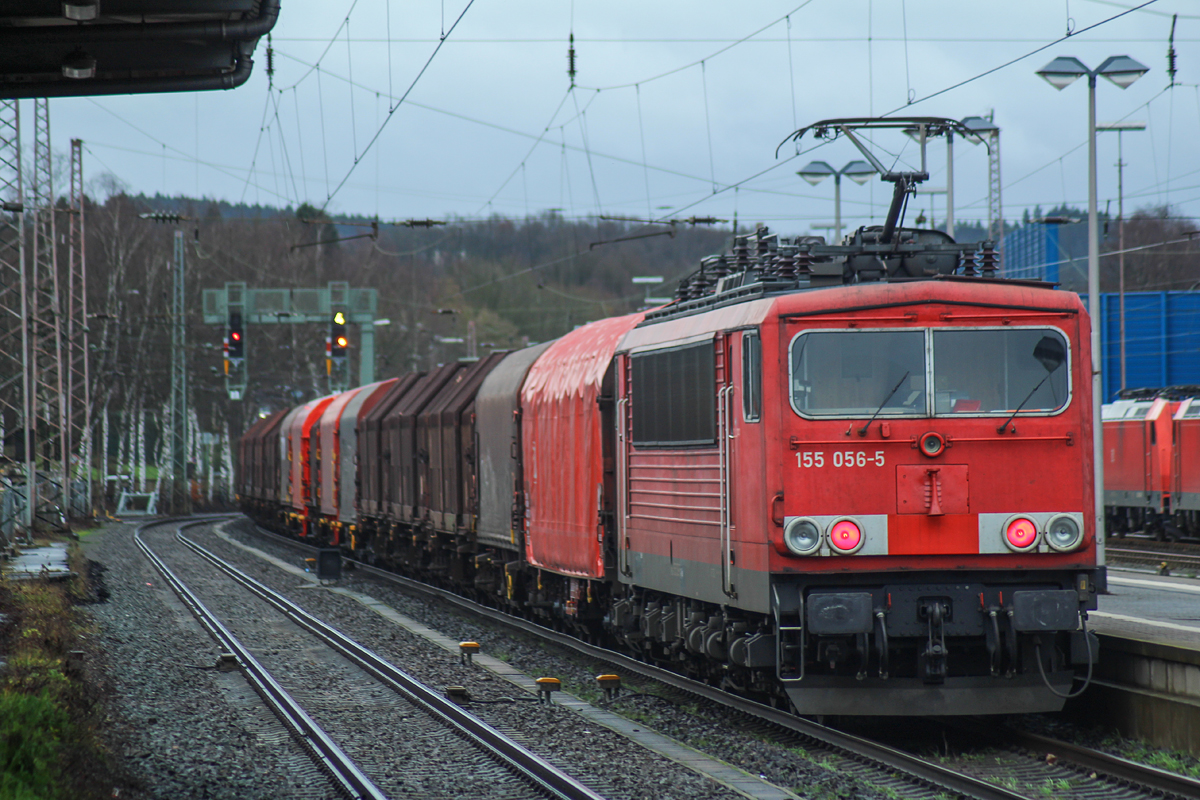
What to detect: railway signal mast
<box><xmin>224</xmin><ymin>284</ymin><xmax>247</xmax><ymax>401</ymax></box>
<box><xmin>202</xmin><ymin>282</ymin><xmax>378</xmax><ymax>401</ymax></box>
<box><xmin>225</xmin><ymin>308</ymin><xmax>246</xmax><ymax>400</ymax></box>
<box><xmin>328</xmin><ymin>310</ymin><xmax>350</xmax><ymax>393</ymax></box>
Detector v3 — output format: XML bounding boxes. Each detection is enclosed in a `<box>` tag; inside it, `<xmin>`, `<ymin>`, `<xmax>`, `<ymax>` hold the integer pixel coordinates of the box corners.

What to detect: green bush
<box><xmin>0</xmin><ymin>691</ymin><xmax>70</xmax><ymax>800</ymax></box>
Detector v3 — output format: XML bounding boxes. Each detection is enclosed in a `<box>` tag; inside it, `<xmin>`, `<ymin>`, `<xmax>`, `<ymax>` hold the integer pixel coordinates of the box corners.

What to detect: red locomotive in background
<box><xmin>1103</xmin><ymin>386</ymin><xmax>1200</xmax><ymax>539</ymax></box>
<box><xmin>239</xmin><ymin>118</ymin><xmax>1102</xmax><ymax>715</ymax></box>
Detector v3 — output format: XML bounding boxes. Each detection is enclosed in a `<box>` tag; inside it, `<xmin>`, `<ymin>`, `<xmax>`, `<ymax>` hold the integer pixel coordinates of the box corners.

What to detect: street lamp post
<box><xmin>1098</xmin><ymin>121</ymin><xmax>1146</xmax><ymax>391</ymax></box>
<box><xmin>1037</xmin><ymin>54</ymin><xmax>1149</xmax><ymax>563</ymax></box>
<box><xmin>798</xmin><ymin>160</ymin><xmax>877</xmax><ymax>242</ymax></box>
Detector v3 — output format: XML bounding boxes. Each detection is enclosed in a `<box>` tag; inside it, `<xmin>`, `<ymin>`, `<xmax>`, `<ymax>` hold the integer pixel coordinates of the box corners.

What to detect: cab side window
<box><xmin>742</xmin><ymin>331</ymin><xmax>761</xmax><ymax>422</ymax></box>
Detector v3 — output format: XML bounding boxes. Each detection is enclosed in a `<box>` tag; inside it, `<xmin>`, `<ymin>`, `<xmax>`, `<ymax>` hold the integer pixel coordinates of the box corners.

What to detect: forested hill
<box><xmin>92</xmin><ymin>193</ymin><xmax>1194</xmax><ymax>439</ymax></box>
<box><xmin>94</xmin><ymin>194</ymin><xmax>732</xmax><ymax>431</ymax></box>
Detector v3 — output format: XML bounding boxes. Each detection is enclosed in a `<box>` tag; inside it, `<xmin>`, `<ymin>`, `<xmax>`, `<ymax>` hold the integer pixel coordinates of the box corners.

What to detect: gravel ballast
<box><xmin>213</xmin><ymin>519</ymin><xmax>903</xmax><ymax>800</ymax></box>
<box><xmin>84</xmin><ymin>521</ymin><xmax>324</xmax><ymax>800</ymax></box>
<box><xmin>84</xmin><ymin>518</ymin><xmax>760</xmax><ymax>799</ymax></box>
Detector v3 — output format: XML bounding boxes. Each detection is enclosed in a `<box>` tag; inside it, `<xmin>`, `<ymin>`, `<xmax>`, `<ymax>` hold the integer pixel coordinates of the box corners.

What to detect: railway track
<box><xmin>235</xmin><ymin>520</ymin><xmax>1200</xmax><ymax>800</ymax></box>
<box><xmin>1106</xmin><ymin>537</ymin><xmax>1200</xmax><ymax>572</ymax></box>
<box><xmin>946</xmin><ymin>719</ymin><xmax>1200</xmax><ymax>799</ymax></box>
<box><xmin>134</xmin><ymin>517</ymin><xmax>606</xmax><ymax>800</ymax></box>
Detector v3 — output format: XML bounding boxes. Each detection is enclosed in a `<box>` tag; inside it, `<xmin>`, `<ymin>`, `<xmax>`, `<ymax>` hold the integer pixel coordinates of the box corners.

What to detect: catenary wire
<box><xmin>879</xmin><ymin>0</ymin><xmax>1160</xmax><ymax>116</ymax></box>
<box><xmin>574</xmin><ymin>0</ymin><xmax>819</xmax><ymax>92</ymax></box>
<box><xmin>319</xmin><ymin>0</ymin><xmax>478</xmax><ymax>211</ymax></box>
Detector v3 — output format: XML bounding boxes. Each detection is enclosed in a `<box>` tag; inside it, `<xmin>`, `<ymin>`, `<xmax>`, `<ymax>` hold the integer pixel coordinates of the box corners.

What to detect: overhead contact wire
<box><xmin>320</xmin><ymin>0</ymin><xmax>478</xmax><ymax>210</ymax></box>
<box><xmin>273</xmin><ymin>50</ymin><xmax>726</xmax><ymax>191</ymax></box>
<box><xmin>571</xmin><ymin>88</ymin><xmax>603</xmax><ymax>211</ymax></box>
<box><xmin>270</xmin><ymin>90</ymin><xmax>302</xmax><ymax>203</ymax></box>
<box><xmin>636</xmin><ymin>84</ymin><xmax>652</xmax><ymax>219</ymax></box>
<box><xmin>238</xmin><ymin>91</ymin><xmax>273</xmax><ymax>203</ymax></box>
<box><xmin>450</xmin><ymin>139</ymin><xmax>831</xmax><ymax>299</ymax></box>
<box><xmin>702</xmin><ymin>61</ymin><xmax>717</xmax><ymax>193</ymax></box>
<box><xmin>317</xmin><ymin>66</ymin><xmax>331</xmax><ymax>197</ymax></box>
<box><xmin>475</xmin><ymin>88</ymin><xmax>572</xmax><ymax>215</ymax></box>
<box><xmin>277</xmin><ymin>0</ymin><xmax>361</xmax><ymax>91</ymax></box>
<box><xmin>574</xmin><ymin>0</ymin><xmax>818</xmax><ymax>92</ymax></box>
<box><xmin>881</xmin><ymin>0</ymin><xmax>1160</xmax><ymax>115</ymax></box>
<box><xmin>291</xmin><ymin>88</ymin><xmax>309</xmax><ymax>201</ymax></box>
<box><xmin>786</xmin><ymin>16</ymin><xmax>798</xmax><ymax>133</ymax></box>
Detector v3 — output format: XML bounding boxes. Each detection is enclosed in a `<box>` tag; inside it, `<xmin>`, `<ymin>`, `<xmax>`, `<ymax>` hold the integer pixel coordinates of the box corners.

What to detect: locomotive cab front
<box><xmin>766</xmin><ymin>280</ymin><xmax>1100</xmax><ymax>715</ymax></box>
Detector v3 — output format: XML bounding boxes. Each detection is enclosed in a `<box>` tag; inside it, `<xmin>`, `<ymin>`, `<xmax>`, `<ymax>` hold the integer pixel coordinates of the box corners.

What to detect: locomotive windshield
<box><xmin>933</xmin><ymin>329</ymin><xmax>1068</xmax><ymax>415</ymax></box>
<box><xmin>790</xmin><ymin>327</ymin><xmax>1070</xmax><ymax>418</ymax></box>
<box><xmin>790</xmin><ymin>330</ymin><xmax>927</xmax><ymax>417</ymax></box>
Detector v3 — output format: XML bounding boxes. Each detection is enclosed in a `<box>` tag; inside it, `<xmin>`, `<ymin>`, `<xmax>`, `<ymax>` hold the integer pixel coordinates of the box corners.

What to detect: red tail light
<box><xmin>829</xmin><ymin>519</ymin><xmax>863</xmax><ymax>554</ymax></box>
<box><xmin>1004</xmin><ymin>517</ymin><xmax>1038</xmax><ymax>552</ymax></box>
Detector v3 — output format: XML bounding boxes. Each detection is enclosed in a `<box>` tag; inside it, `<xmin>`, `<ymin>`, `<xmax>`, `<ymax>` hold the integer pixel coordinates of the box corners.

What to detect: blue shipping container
<box><xmin>1079</xmin><ymin>291</ymin><xmax>1200</xmax><ymax>401</ymax></box>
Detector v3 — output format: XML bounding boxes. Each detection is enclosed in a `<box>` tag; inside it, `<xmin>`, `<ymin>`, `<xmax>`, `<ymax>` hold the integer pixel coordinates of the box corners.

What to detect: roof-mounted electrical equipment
<box><xmin>643</xmin><ymin>117</ymin><xmax>1039</xmax><ymax>324</ymax></box>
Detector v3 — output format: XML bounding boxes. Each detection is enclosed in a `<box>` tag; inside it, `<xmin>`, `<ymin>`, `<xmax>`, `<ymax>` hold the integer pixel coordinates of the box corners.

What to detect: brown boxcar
<box><xmin>359</xmin><ymin>373</ymin><xmax>423</xmax><ymax>516</ymax></box>
<box><xmin>416</xmin><ymin>364</ymin><xmax>476</xmax><ymax>524</ymax></box>
<box><xmin>251</xmin><ymin>410</ymin><xmax>289</xmax><ymax>503</ymax></box>
<box><xmin>431</xmin><ymin>352</ymin><xmax>507</xmax><ymax>531</ymax></box>
<box><xmin>386</xmin><ymin>363</ymin><xmax>464</xmax><ymax>522</ymax></box>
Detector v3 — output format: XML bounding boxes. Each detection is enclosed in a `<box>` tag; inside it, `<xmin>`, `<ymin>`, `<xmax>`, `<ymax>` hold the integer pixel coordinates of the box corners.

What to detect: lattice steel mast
<box><xmin>66</xmin><ymin>139</ymin><xmax>90</xmax><ymax>517</ymax></box>
<box><xmin>0</xmin><ymin>100</ymin><xmax>31</xmax><ymax>534</ymax></box>
<box><xmin>29</xmin><ymin>99</ymin><xmax>68</xmax><ymax>529</ymax></box>
<box><xmin>986</xmin><ymin>127</ymin><xmax>1003</xmax><ymax>258</ymax></box>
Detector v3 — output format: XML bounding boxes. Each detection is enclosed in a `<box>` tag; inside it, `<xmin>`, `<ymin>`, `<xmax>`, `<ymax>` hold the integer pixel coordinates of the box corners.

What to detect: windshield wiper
<box><xmin>997</xmin><ymin>374</ymin><xmax>1053</xmax><ymax>434</ymax></box>
<box><xmin>857</xmin><ymin>371</ymin><xmax>910</xmax><ymax>437</ymax></box>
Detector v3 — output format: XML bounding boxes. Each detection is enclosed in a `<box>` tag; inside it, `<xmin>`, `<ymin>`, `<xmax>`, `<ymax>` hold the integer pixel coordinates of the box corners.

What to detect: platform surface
<box><xmin>1092</xmin><ymin>567</ymin><xmax>1200</xmax><ymax>650</ymax></box>
<box><xmin>1</xmin><ymin>542</ymin><xmax>73</xmax><ymax>580</ymax></box>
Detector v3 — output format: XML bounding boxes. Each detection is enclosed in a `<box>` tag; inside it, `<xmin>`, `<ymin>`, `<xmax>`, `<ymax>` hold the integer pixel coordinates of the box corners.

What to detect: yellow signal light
<box><xmin>336</xmin><ymin>336</ymin><xmax>349</xmax><ymax>348</ymax></box>
<box><xmin>333</xmin><ymin>311</ymin><xmax>346</xmax><ymax>325</ymax></box>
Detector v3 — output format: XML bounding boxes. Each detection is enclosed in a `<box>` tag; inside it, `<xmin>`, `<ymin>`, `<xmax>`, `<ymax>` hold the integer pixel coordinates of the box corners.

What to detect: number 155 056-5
<box><xmin>797</xmin><ymin>451</ymin><xmax>885</xmax><ymax>468</ymax></box>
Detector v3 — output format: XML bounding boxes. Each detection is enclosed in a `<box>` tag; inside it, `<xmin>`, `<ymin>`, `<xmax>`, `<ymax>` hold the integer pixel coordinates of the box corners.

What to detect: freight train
<box><xmin>239</xmin><ymin>118</ymin><xmax>1102</xmax><ymax>716</ymax></box>
<box><xmin>1103</xmin><ymin>386</ymin><xmax>1200</xmax><ymax>539</ymax></box>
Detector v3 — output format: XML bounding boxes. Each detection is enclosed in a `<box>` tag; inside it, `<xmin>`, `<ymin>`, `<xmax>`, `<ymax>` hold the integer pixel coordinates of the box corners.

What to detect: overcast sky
<box><xmin>39</xmin><ymin>0</ymin><xmax>1200</xmax><ymax>238</ymax></box>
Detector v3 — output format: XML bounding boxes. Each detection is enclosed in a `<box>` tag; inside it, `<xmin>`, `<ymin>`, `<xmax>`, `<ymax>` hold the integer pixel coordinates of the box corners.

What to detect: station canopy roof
<box><xmin>0</xmin><ymin>0</ymin><xmax>279</xmax><ymax>98</ymax></box>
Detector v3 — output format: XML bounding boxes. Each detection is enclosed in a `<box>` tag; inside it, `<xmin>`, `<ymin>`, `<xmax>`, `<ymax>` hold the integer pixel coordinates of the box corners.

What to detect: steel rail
<box><xmin>176</xmin><ymin>530</ymin><xmax>607</xmax><ymax>800</ymax></box>
<box><xmin>948</xmin><ymin>719</ymin><xmax>1200</xmax><ymax>799</ymax></box>
<box><xmin>1107</xmin><ymin>546</ymin><xmax>1200</xmax><ymax>568</ymax></box>
<box><xmin>245</xmin><ymin>523</ymin><xmax>1026</xmax><ymax>800</ymax></box>
<box><xmin>133</xmin><ymin>518</ymin><xmax>387</xmax><ymax>800</ymax></box>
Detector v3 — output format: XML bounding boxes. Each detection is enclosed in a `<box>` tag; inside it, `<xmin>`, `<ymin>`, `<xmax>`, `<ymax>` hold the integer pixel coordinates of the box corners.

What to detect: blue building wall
<box><xmin>1004</xmin><ymin>224</ymin><xmax>1060</xmax><ymax>283</ymax></box>
<box><xmin>1078</xmin><ymin>291</ymin><xmax>1200</xmax><ymax>401</ymax></box>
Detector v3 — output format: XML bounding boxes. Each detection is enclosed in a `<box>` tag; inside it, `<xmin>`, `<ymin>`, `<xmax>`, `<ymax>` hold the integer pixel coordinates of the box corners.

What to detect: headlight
<box><xmin>828</xmin><ymin>518</ymin><xmax>864</xmax><ymax>555</ymax></box>
<box><xmin>783</xmin><ymin>518</ymin><xmax>822</xmax><ymax>556</ymax></box>
<box><xmin>1045</xmin><ymin>514</ymin><xmax>1083</xmax><ymax>552</ymax></box>
<box><xmin>1004</xmin><ymin>516</ymin><xmax>1039</xmax><ymax>552</ymax></box>
<box><xmin>919</xmin><ymin>431</ymin><xmax>945</xmax><ymax>457</ymax></box>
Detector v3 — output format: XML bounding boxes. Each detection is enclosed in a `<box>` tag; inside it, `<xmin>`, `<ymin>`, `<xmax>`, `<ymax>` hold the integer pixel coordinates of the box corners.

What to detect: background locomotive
<box><xmin>1103</xmin><ymin>386</ymin><xmax>1200</xmax><ymax>539</ymax></box>
<box><xmin>239</xmin><ymin>118</ymin><xmax>1102</xmax><ymax>716</ymax></box>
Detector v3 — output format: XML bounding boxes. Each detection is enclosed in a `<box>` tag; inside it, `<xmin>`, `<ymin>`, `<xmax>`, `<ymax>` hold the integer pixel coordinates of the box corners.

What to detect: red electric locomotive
<box><xmin>1102</xmin><ymin>392</ymin><xmax>1178</xmax><ymax>537</ymax></box>
<box><xmin>1173</xmin><ymin>398</ymin><xmax>1200</xmax><ymax>535</ymax></box>
<box><xmin>239</xmin><ymin>117</ymin><xmax>1101</xmax><ymax>716</ymax></box>
<box><xmin>1101</xmin><ymin>386</ymin><xmax>1200</xmax><ymax>539</ymax></box>
<box><xmin>608</xmin><ymin>240</ymin><xmax>1096</xmax><ymax>715</ymax></box>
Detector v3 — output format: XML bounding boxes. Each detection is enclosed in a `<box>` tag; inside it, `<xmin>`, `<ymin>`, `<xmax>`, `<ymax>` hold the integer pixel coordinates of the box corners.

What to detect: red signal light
<box><xmin>829</xmin><ymin>519</ymin><xmax>862</xmax><ymax>553</ymax></box>
<box><xmin>1005</xmin><ymin>517</ymin><xmax>1038</xmax><ymax>551</ymax></box>
<box><xmin>231</xmin><ymin>331</ymin><xmax>241</xmax><ymax>341</ymax></box>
